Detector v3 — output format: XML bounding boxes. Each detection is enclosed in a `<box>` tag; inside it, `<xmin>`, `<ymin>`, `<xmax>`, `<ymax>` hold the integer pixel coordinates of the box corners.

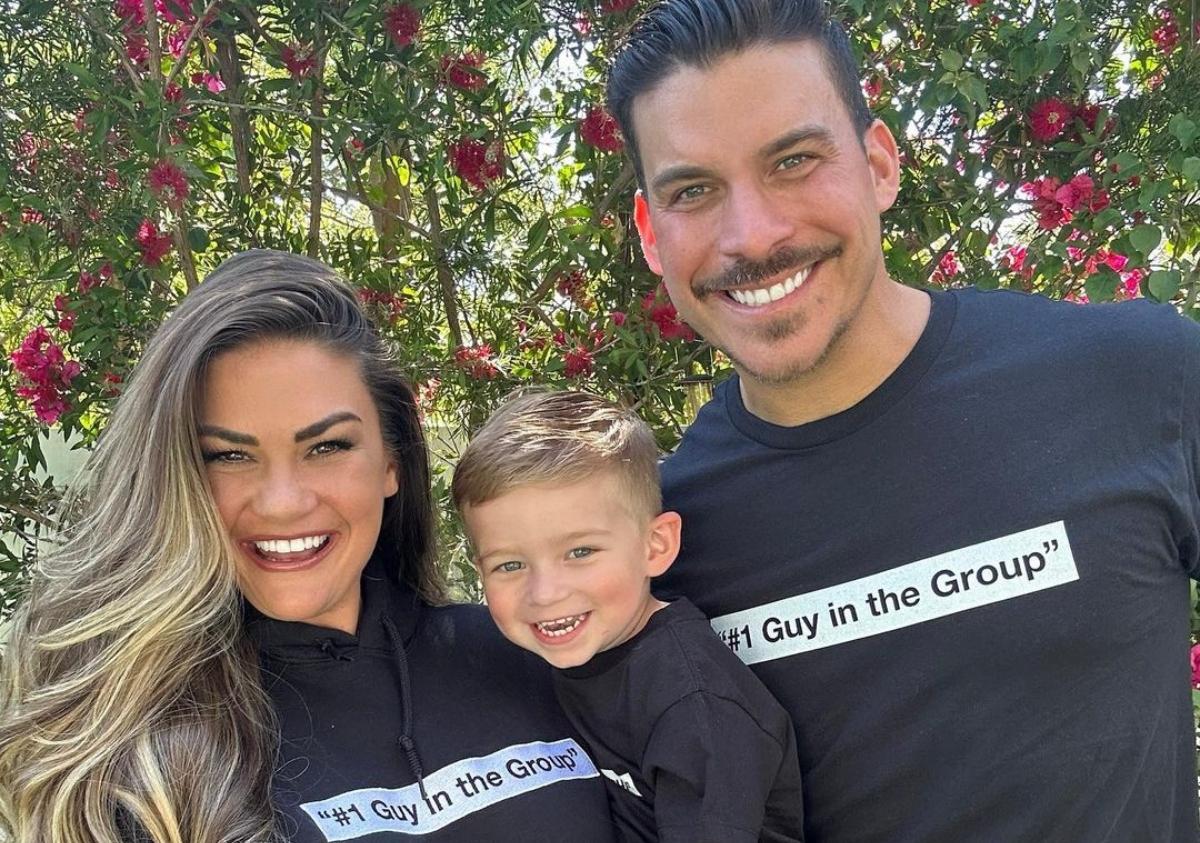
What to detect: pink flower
<box><xmin>931</xmin><ymin>250</ymin><xmax>960</xmax><ymax>286</ymax></box>
<box><xmin>113</xmin><ymin>0</ymin><xmax>144</xmax><ymax>26</ymax></box>
<box><xmin>440</xmin><ymin>52</ymin><xmax>487</xmax><ymax>92</ymax></box>
<box><xmin>136</xmin><ymin>218</ymin><xmax>173</xmax><ymax>265</ymax></box>
<box><xmin>125</xmin><ymin>32</ymin><xmax>149</xmax><ymax>65</ymax></box>
<box><xmin>147</xmin><ymin>159</ymin><xmax>190</xmax><ymax>210</ymax></box>
<box><xmin>78</xmin><ymin>271</ymin><xmax>102</xmax><ymax>294</ymax></box>
<box><xmin>610</xmin><ymin>310</ymin><xmax>627</xmax><ymax>327</ymax></box>
<box><xmin>385</xmin><ymin>3</ymin><xmax>421</xmax><ymax>49</ymax></box>
<box><xmin>356</xmin><ymin>287</ymin><xmax>406</xmax><ymax>324</ymax></box>
<box><xmin>190</xmin><ymin>72</ymin><xmax>225</xmax><ymax>94</ymax></box>
<box><xmin>600</xmin><ymin>0</ymin><xmax>637</xmax><ymax>13</ymax></box>
<box><xmin>448</xmin><ymin>137</ymin><xmax>504</xmax><ymax>190</ymax></box>
<box><xmin>281</xmin><ymin>44</ymin><xmax>317</xmax><ymax>79</ymax></box>
<box><xmin>164</xmin><ymin>82</ymin><xmax>184</xmax><ymax>102</ymax></box>
<box><xmin>166</xmin><ymin>25</ymin><xmax>189</xmax><ymax>59</ymax></box>
<box><xmin>1189</xmin><ymin>643</ymin><xmax>1200</xmax><ymax>689</ymax></box>
<box><xmin>862</xmin><ymin>75</ymin><xmax>883</xmax><ymax>102</ymax></box>
<box><xmin>1152</xmin><ymin>8</ymin><xmax>1181</xmax><ymax>55</ymax></box>
<box><xmin>155</xmin><ymin>0</ymin><xmax>195</xmax><ymax>25</ymax></box>
<box><xmin>9</xmin><ymin>327</ymin><xmax>78</xmax><ymax>426</ymax></box>
<box><xmin>563</xmin><ymin>345</ymin><xmax>594</xmax><ymax>378</ymax></box>
<box><xmin>1028</xmin><ymin>97</ymin><xmax>1072</xmax><ymax>142</ymax></box>
<box><xmin>579</xmin><ymin>105</ymin><xmax>623</xmax><ymax>153</ymax></box>
<box><xmin>966</xmin><ymin>0</ymin><xmax>984</xmax><ymax>6</ymax></box>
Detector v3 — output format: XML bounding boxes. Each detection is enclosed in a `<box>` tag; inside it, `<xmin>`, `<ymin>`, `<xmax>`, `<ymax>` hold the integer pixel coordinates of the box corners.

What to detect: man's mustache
<box><xmin>693</xmin><ymin>245</ymin><xmax>842</xmax><ymax>298</ymax></box>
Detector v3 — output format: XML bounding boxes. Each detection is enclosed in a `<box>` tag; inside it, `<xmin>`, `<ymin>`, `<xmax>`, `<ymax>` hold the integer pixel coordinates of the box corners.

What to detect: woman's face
<box><xmin>199</xmin><ymin>339</ymin><xmax>399</xmax><ymax>634</ymax></box>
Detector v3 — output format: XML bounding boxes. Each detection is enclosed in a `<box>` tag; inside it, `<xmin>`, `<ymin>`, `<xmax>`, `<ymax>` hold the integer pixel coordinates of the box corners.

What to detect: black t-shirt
<box><xmin>553</xmin><ymin>598</ymin><xmax>804</xmax><ymax>843</ymax></box>
<box><xmin>249</xmin><ymin>563</ymin><xmax>617</xmax><ymax>842</ymax></box>
<box><xmin>660</xmin><ymin>288</ymin><xmax>1200</xmax><ymax>842</ymax></box>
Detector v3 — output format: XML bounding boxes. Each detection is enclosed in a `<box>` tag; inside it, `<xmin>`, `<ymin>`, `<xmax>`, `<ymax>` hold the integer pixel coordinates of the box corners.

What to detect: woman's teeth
<box><xmin>728</xmin><ymin>264</ymin><xmax>814</xmax><ymax>307</ymax></box>
<box><xmin>535</xmin><ymin>614</ymin><xmax>587</xmax><ymax>637</ymax></box>
<box><xmin>254</xmin><ymin>535</ymin><xmax>330</xmax><ymax>555</ymax></box>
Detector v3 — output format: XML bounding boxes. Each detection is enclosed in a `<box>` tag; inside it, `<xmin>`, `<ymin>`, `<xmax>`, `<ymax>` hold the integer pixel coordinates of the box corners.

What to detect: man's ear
<box><xmin>633</xmin><ymin>191</ymin><xmax>664</xmax><ymax>276</ymax></box>
<box><xmin>645</xmin><ymin>510</ymin><xmax>681</xmax><ymax>577</ymax></box>
<box><xmin>863</xmin><ymin>119</ymin><xmax>901</xmax><ymax>213</ymax></box>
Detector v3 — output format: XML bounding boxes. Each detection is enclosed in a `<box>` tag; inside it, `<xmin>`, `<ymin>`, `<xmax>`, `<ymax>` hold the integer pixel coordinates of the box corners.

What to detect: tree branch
<box><xmin>423</xmin><ymin>184</ymin><xmax>464</xmax><ymax>350</ymax></box>
<box><xmin>306</xmin><ymin>24</ymin><xmax>327</xmax><ymax>258</ymax></box>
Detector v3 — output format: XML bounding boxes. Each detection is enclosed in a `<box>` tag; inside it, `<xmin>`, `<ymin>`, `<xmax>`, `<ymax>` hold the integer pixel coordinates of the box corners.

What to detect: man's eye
<box><xmin>673</xmin><ymin>184</ymin><xmax>708</xmax><ymax>203</ymax></box>
<box><xmin>311</xmin><ymin>438</ymin><xmax>353</xmax><ymax>456</ymax></box>
<box><xmin>202</xmin><ymin>449</ymin><xmax>248</xmax><ymax>464</ymax></box>
<box><xmin>567</xmin><ymin>547</ymin><xmax>594</xmax><ymax>560</ymax></box>
<box><xmin>776</xmin><ymin>154</ymin><xmax>810</xmax><ymax>171</ymax></box>
<box><xmin>495</xmin><ymin>560</ymin><xmax>524</xmax><ymax>573</ymax></box>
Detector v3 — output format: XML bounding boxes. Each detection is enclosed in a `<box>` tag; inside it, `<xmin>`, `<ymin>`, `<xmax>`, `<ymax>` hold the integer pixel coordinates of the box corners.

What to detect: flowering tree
<box><xmin>1</xmin><ymin>0</ymin><xmax>1197</xmax><ymax>610</ymax></box>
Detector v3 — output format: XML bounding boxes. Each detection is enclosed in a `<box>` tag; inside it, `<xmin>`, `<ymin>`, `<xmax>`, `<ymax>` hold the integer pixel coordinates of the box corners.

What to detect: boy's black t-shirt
<box><xmin>553</xmin><ymin>598</ymin><xmax>804</xmax><ymax>843</ymax></box>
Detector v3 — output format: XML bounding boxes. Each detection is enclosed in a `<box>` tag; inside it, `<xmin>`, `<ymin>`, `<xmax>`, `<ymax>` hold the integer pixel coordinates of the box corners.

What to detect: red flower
<box><xmin>579</xmin><ymin>105</ymin><xmax>623</xmax><ymax>153</ymax></box>
<box><xmin>78</xmin><ymin>271</ymin><xmax>102</xmax><ymax>294</ymax></box>
<box><xmin>125</xmin><ymin>32</ymin><xmax>150</xmax><ymax>65</ymax></box>
<box><xmin>610</xmin><ymin>310</ymin><xmax>627</xmax><ymax>327</ymax></box>
<box><xmin>966</xmin><ymin>0</ymin><xmax>984</xmax><ymax>6</ymax></box>
<box><xmin>640</xmin><ymin>283</ymin><xmax>697</xmax><ymax>342</ymax></box>
<box><xmin>385</xmin><ymin>3</ymin><xmax>421</xmax><ymax>49</ymax></box>
<box><xmin>281</xmin><ymin>44</ymin><xmax>317</xmax><ymax>79</ymax></box>
<box><xmin>147</xmin><ymin>159</ymin><xmax>190</xmax><ymax>210</ymax></box>
<box><xmin>563</xmin><ymin>345</ymin><xmax>594</xmax><ymax>378</ymax></box>
<box><xmin>113</xmin><ymin>0</ymin><xmax>144</xmax><ymax>26</ymax></box>
<box><xmin>1152</xmin><ymin>8</ymin><xmax>1180</xmax><ymax>55</ymax></box>
<box><xmin>164</xmin><ymin>81</ymin><xmax>184</xmax><ymax>102</ymax></box>
<box><xmin>9</xmin><ymin>327</ymin><xmax>78</xmax><ymax>425</ymax></box>
<box><xmin>1028</xmin><ymin>97</ymin><xmax>1072</xmax><ymax>142</ymax></box>
<box><xmin>1191</xmin><ymin>643</ymin><xmax>1200</xmax><ymax>689</ymax></box>
<box><xmin>345</xmin><ymin>137</ymin><xmax>366</xmax><ymax>156</ymax></box>
<box><xmin>556</xmin><ymin>269</ymin><xmax>588</xmax><ymax>305</ymax></box>
<box><xmin>136</xmin><ymin>218</ymin><xmax>173</xmax><ymax>265</ymax></box>
<box><xmin>20</xmin><ymin>208</ymin><xmax>46</xmax><ymax>226</ymax></box>
<box><xmin>862</xmin><ymin>75</ymin><xmax>883</xmax><ymax>103</ymax></box>
<box><xmin>440</xmin><ymin>52</ymin><xmax>487</xmax><ymax>92</ymax></box>
<box><xmin>156</xmin><ymin>0</ymin><xmax>195</xmax><ymax>25</ymax></box>
<box><xmin>448</xmin><ymin>137</ymin><xmax>504</xmax><ymax>190</ymax></box>
<box><xmin>454</xmin><ymin>344</ymin><xmax>500</xmax><ymax>379</ymax></box>
<box><xmin>356</xmin><ymin>287</ymin><xmax>406</xmax><ymax>324</ymax></box>
<box><xmin>166</xmin><ymin>25</ymin><xmax>189</xmax><ymax>59</ymax></box>
<box><xmin>600</xmin><ymin>0</ymin><xmax>637</xmax><ymax>13</ymax></box>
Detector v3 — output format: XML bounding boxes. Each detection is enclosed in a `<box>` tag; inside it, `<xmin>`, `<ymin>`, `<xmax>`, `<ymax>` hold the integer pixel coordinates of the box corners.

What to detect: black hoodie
<box><xmin>248</xmin><ymin>562</ymin><xmax>617</xmax><ymax>842</ymax></box>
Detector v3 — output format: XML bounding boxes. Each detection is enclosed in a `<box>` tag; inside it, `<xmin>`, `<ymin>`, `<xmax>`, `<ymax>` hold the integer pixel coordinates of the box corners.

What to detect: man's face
<box><xmin>632</xmin><ymin>41</ymin><xmax>899</xmax><ymax>384</ymax></box>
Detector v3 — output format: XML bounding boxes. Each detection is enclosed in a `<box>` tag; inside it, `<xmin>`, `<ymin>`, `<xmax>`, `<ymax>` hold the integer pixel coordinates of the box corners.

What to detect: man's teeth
<box><xmin>535</xmin><ymin>614</ymin><xmax>587</xmax><ymax>637</ymax></box>
<box><xmin>254</xmin><ymin>535</ymin><xmax>330</xmax><ymax>555</ymax></box>
<box><xmin>728</xmin><ymin>264</ymin><xmax>813</xmax><ymax>307</ymax></box>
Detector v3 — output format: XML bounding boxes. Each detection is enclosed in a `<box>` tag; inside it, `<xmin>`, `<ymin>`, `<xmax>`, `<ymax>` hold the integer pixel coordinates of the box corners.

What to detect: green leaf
<box><xmin>1148</xmin><ymin>269</ymin><xmax>1182</xmax><ymax>302</ymax></box>
<box><xmin>1130</xmin><ymin>224</ymin><xmax>1163</xmax><ymax>254</ymax></box>
<box><xmin>1013</xmin><ymin>46</ymin><xmax>1037</xmax><ymax>82</ymax></box>
<box><xmin>1183</xmin><ymin>157</ymin><xmax>1200</xmax><ymax>183</ymax></box>
<box><xmin>1169</xmin><ymin>114</ymin><xmax>1198</xmax><ymax>151</ymax></box>
<box><xmin>957</xmin><ymin>74</ymin><xmax>988</xmax><ymax>107</ymax></box>
<box><xmin>1084</xmin><ymin>267</ymin><xmax>1120</xmax><ymax>303</ymax></box>
<box><xmin>187</xmin><ymin>226</ymin><xmax>210</xmax><ymax>252</ymax></box>
<box><xmin>940</xmin><ymin>49</ymin><xmax>964</xmax><ymax>72</ymax></box>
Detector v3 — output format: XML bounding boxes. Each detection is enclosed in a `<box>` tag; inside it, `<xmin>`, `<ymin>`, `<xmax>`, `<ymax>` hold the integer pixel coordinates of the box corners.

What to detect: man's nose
<box><xmin>718</xmin><ymin>182</ymin><xmax>795</xmax><ymax>263</ymax></box>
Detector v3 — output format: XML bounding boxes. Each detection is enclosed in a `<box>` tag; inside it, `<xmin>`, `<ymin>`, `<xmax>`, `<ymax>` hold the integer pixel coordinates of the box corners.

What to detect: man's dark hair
<box><xmin>607</xmin><ymin>0</ymin><xmax>873</xmax><ymax>187</ymax></box>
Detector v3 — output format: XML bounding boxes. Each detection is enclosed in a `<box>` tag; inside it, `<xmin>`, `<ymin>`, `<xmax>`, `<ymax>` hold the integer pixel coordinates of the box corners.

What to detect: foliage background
<box><xmin>0</xmin><ymin>0</ymin><xmax>1197</xmax><ymax>656</ymax></box>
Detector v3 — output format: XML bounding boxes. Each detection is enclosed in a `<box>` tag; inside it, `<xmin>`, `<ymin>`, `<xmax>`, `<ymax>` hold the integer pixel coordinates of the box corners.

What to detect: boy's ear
<box><xmin>645</xmin><ymin>510</ymin><xmax>682</xmax><ymax>577</ymax></box>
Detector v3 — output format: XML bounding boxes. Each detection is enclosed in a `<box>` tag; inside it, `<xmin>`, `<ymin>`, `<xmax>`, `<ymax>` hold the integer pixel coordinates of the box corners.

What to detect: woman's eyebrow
<box><xmin>196</xmin><ymin>411</ymin><xmax>362</xmax><ymax>446</ymax></box>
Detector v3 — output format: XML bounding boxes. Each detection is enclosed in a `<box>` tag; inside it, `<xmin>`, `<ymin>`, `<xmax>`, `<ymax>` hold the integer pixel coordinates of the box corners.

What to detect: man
<box><xmin>608</xmin><ymin>1</ymin><xmax>1200</xmax><ymax>840</ymax></box>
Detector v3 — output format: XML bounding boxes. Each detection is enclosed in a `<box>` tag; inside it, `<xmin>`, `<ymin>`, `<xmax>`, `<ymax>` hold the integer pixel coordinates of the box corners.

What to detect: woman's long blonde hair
<box><xmin>0</xmin><ymin>250</ymin><xmax>442</xmax><ymax>842</ymax></box>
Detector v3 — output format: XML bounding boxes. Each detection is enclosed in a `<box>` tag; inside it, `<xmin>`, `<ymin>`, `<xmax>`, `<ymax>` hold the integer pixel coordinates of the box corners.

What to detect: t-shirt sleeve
<box><xmin>642</xmin><ymin>691</ymin><xmax>791</xmax><ymax>843</ymax></box>
<box><xmin>1176</xmin><ymin>312</ymin><xmax>1200</xmax><ymax>579</ymax></box>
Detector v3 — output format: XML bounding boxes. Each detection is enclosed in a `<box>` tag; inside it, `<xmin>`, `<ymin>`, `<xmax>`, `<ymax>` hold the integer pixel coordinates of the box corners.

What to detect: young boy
<box><xmin>452</xmin><ymin>390</ymin><xmax>804</xmax><ymax>843</ymax></box>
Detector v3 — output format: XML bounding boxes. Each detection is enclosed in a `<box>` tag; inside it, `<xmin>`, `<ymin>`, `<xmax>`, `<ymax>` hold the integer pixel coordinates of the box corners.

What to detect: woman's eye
<box><xmin>202</xmin><ymin>449</ymin><xmax>248</xmax><ymax>464</ymax></box>
<box><xmin>311</xmin><ymin>438</ymin><xmax>353</xmax><ymax>456</ymax></box>
<box><xmin>567</xmin><ymin>547</ymin><xmax>594</xmax><ymax>560</ymax></box>
<box><xmin>496</xmin><ymin>560</ymin><xmax>524</xmax><ymax>573</ymax></box>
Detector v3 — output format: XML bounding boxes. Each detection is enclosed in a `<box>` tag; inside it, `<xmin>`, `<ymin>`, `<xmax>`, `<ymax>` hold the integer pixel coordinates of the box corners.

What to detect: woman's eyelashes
<box><xmin>200</xmin><ymin>438</ymin><xmax>355</xmax><ymax>464</ymax></box>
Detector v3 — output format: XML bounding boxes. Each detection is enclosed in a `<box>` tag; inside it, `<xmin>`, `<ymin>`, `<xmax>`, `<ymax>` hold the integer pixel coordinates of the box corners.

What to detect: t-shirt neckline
<box><xmin>724</xmin><ymin>288</ymin><xmax>956</xmax><ymax>450</ymax></box>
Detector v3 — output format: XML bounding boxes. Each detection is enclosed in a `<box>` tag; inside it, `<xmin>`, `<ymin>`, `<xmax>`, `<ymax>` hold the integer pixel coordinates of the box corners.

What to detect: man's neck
<box><xmin>739</xmin><ymin>280</ymin><xmax>931</xmax><ymax>427</ymax></box>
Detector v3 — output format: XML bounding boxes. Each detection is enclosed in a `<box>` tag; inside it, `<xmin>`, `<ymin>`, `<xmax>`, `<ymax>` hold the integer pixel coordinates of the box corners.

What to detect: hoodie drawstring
<box><xmin>382</xmin><ymin>615</ymin><xmax>427</xmax><ymax>800</ymax></box>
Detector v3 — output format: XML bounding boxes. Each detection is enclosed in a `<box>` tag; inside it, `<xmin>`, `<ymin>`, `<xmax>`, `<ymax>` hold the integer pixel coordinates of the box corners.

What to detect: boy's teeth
<box><xmin>535</xmin><ymin>614</ymin><xmax>586</xmax><ymax>637</ymax></box>
<box><xmin>254</xmin><ymin>535</ymin><xmax>330</xmax><ymax>555</ymax></box>
<box><xmin>729</xmin><ymin>264</ymin><xmax>813</xmax><ymax>307</ymax></box>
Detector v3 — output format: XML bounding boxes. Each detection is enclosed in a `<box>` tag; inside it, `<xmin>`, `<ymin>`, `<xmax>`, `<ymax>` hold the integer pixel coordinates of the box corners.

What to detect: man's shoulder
<box><xmin>951</xmin><ymin>286</ymin><xmax>1193</xmax><ymax>353</ymax></box>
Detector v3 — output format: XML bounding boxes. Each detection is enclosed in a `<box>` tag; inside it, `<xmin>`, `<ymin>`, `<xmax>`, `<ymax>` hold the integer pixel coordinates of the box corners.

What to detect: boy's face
<box><xmin>464</xmin><ymin>471</ymin><xmax>679</xmax><ymax>669</ymax></box>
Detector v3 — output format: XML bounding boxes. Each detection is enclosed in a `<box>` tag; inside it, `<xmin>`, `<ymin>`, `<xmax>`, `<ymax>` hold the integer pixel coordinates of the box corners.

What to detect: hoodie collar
<box><xmin>244</xmin><ymin>557</ymin><xmax>422</xmax><ymax>661</ymax></box>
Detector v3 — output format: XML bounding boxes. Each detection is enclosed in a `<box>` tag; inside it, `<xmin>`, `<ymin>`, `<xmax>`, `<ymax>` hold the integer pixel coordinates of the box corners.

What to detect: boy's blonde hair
<box><xmin>452</xmin><ymin>390</ymin><xmax>662</xmax><ymax>521</ymax></box>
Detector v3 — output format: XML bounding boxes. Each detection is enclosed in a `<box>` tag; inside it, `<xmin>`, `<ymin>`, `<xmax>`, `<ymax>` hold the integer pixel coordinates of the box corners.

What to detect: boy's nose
<box><xmin>526</xmin><ymin>568</ymin><xmax>570</xmax><ymax>607</ymax></box>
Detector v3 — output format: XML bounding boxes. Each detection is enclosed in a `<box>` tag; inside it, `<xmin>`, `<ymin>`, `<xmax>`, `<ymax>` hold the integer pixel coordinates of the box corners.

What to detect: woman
<box><xmin>0</xmin><ymin>251</ymin><xmax>614</xmax><ymax>842</ymax></box>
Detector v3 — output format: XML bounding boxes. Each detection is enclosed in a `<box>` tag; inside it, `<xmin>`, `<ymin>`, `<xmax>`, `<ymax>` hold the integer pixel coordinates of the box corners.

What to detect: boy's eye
<box><xmin>567</xmin><ymin>547</ymin><xmax>594</xmax><ymax>560</ymax></box>
<box><xmin>495</xmin><ymin>560</ymin><xmax>524</xmax><ymax>573</ymax></box>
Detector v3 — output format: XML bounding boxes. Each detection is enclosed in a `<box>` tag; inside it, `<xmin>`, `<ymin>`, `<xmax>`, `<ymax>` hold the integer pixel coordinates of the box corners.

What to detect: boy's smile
<box><xmin>464</xmin><ymin>471</ymin><xmax>679</xmax><ymax>669</ymax></box>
